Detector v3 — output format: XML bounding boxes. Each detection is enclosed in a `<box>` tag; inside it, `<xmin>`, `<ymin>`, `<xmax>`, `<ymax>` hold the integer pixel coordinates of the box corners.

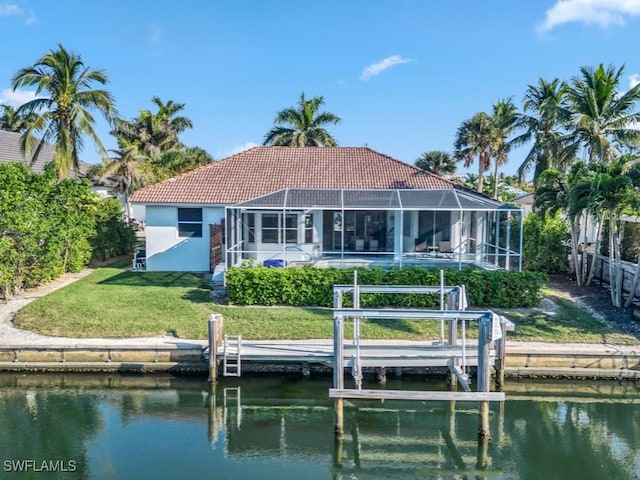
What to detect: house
<box><xmin>0</xmin><ymin>130</ymin><xmax>124</xmax><ymax>205</ymax></box>
<box><xmin>513</xmin><ymin>192</ymin><xmax>534</xmax><ymax>217</ymax></box>
<box><xmin>131</xmin><ymin>146</ymin><xmax>523</xmax><ymax>272</ymax></box>
<box><xmin>0</xmin><ymin>130</ymin><xmax>56</xmax><ymax>173</ymax></box>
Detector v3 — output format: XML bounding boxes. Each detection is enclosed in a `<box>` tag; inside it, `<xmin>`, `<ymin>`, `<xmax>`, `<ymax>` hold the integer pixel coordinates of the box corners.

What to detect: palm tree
<box><xmin>517</xmin><ymin>78</ymin><xmax>573</xmax><ymax>183</ymax></box>
<box><xmin>111</xmin><ymin>97</ymin><xmax>193</xmax><ymax>157</ymax></box>
<box><xmin>263</xmin><ymin>93</ymin><xmax>341</xmax><ymax>147</ymax></box>
<box><xmin>0</xmin><ymin>104</ymin><xmax>36</xmax><ymax>133</ymax></box>
<box><xmin>98</xmin><ymin>140</ymin><xmax>154</xmax><ymax>221</ymax></box>
<box><xmin>490</xmin><ymin>98</ymin><xmax>523</xmax><ymax>199</ymax></box>
<box><xmin>414</xmin><ymin>150</ymin><xmax>456</xmax><ymax>176</ymax></box>
<box><xmin>150</xmin><ymin>96</ymin><xmax>192</xmax><ymax>137</ymax></box>
<box><xmin>581</xmin><ymin>160</ymin><xmax>640</xmax><ymax>306</ymax></box>
<box><xmin>453</xmin><ymin>112</ymin><xmax>494</xmax><ymax>194</ymax></box>
<box><xmin>11</xmin><ymin>44</ymin><xmax>116</xmax><ymax>178</ymax></box>
<box><xmin>566</xmin><ymin>64</ymin><xmax>640</xmax><ymax>164</ymax></box>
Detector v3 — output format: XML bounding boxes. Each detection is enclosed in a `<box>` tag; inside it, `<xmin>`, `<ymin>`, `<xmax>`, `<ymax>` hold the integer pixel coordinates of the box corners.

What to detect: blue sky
<box><xmin>1</xmin><ymin>0</ymin><xmax>640</xmax><ymax>178</ymax></box>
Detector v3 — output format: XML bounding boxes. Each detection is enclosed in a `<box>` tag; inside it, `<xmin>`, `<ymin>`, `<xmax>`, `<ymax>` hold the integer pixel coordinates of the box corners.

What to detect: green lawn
<box><xmin>13</xmin><ymin>265</ymin><xmax>640</xmax><ymax>344</ymax></box>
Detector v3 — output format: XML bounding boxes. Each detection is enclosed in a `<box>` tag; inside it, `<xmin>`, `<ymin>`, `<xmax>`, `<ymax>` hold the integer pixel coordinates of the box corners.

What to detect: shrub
<box><xmin>523</xmin><ymin>211</ymin><xmax>569</xmax><ymax>273</ymax></box>
<box><xmin>227</xmin><ymin>266</ymin><xmax>546</xmax><ymax>308</ymax></box>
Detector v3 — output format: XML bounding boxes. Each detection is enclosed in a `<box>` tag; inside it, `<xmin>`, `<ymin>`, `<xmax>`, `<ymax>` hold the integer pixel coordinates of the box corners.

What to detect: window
<box><xmin>261</xmin><ymin>213</ymin><xmax>299</xmax><ymax>244</ymax></box>
<box><xmin>262</xmin><ymin>214</ymin><xmax>279</xmax><ymax>243</ymax></box>
<box><xmin>305</xmin><ymin>214</ymin><xmax>314</xmax><ymax>243</ymax></box>
<box><xmin>247</xmin><ymin>213</ymin><xmax>255</xmax><ymax>242</ymax></box>
<box><xmin>178</xmin><ymin>208</ymin><xmax>202</xmax><ymax>238</ymax></box>
<box><xmin>285</xmin><ymin>214</ymin><xmax>298</xmax><ymax>244</ymax></box>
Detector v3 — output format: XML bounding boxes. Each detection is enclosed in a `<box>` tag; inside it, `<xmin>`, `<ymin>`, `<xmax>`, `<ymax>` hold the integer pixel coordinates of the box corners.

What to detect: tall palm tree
<box><xmin>581</xmin><ymin>160</ymin><xmax>640</xmax><ymax>306</ymax></box>
<box><xmin>98</xmin><ymin>140</ymin><xmax>153</xmax><ymax>221</ymax></box>
<box><xmin>414</xmin><ymin>150</ymin><xmax>457</xmax><ymax>176</ymax></box>
<box><xmin>12</xmin><ymin>44</ymin><xmax>116</xmax><ymax>178</ymax></box>
<box><xmin>517</xmin><ymin>78</ymin><xmax>573</xmax><ymax>184</ymax></box>
<box><xmin>490</xmin><ymin>98</ymin><xmax>523</xmax><ymax>199</ymax></box>
<box><xmin>263</xmin><ymin>93</ymin><xmax>341</xmax><ymax>147</ymax></box>
<box><xmin>566</xmin><ymin>64</ymin><xmax>640</xmax><ymax>164</ymax></box>
<box><xmin>150</xmin><ymin>96</ymin><xmax>192</xmax><ymax>137</ymax></box>
<box><xmin>111</xmin><ymin>97</ymin><xmax>193</xmax><ymax>157</ymax></box>
<box><xmin>0</xmin><ymin>104</ymin><xmax>36</xmax><ymax>133</ymax></box>
<box><xmin>453</xmin><ymin>112</ymin><xmax>494</xmax><ymax>194</ymax></box>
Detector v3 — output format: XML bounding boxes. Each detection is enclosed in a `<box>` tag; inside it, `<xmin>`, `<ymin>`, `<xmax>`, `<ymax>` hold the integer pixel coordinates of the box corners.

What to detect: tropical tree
<box><xmin>582</xmin><ymin>159</ymin><xmax>640</xmax><ymax>306</ymax></box>
<box><xmin>453</xmin><ymin>112</ymin><xmax>494</xmax><ymax>194</ymax></box>
<box><xmin>414</xmin><ymin>150</ymin><xmax>457</xmax><ymax>176</ymax></box>
<box><xmin>565</xmin><ymin>63</ymin><xmax>640</xmax><ymax>164</ymax></box>
<box><xmin>111</xmin><ymin>97</ymin><xmax>192</xmax><ymax>157</ymax></box>
<box><xmin>490</xmin><ymin>98</ymin><xmax>523</xmax><ymax>199</ymax></box>
<box><xmin>97</xmin><ymin>141</ymin><xmax>154</xmax><ymax>221</ymax></box>
<box><xmin>151</xmin><ymin>146</ymin><xmax>213</xmax><ymax>181</ymax></box>
<box><xmin>517</xmin><ymin>78</ymin><xmax>572</xmax><ymax>183</ymax></box>
<box><xmin>0</xmin><ymin>104</ymin><xmax>36</xmax><ymax>133</ymax></box>
<box><xmin>11</xmin><ymin>44</ymin><xmax>116</xmax><ymax>178</ymax></box>
<box><xmin>263</xmin><ymin>93</ymin><xmax>341</xmax><ymax>147</ymax></box>
<box><xmin>534</xmin><ymin>166</ymin><xmax>586</xmax><ymax>284</ymax></box>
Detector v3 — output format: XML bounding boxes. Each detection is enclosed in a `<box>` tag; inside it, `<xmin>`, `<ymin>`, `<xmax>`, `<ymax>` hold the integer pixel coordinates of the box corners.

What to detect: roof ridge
<box><xmin>362</xmin><ymin>145</ymin><xmax>459</xmax><ymax>187</ymax></box>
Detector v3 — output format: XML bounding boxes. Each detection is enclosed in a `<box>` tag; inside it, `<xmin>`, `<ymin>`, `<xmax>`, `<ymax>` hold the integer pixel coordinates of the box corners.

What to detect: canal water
<box><xmin>0</xmin><ymin>374</ymin><xmax>638</xmax><ymax>480</ymax></box>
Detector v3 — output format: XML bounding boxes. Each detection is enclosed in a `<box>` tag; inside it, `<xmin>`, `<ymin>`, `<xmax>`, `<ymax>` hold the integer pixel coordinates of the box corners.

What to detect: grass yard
<box><xmin>14</xmin><ymin>265</ymin><xmax>640</xmax><ymax>344</ymax></box>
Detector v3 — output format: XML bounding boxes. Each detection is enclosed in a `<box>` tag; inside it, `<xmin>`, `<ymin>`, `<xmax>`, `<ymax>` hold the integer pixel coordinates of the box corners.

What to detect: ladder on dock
<box><xmin>223</xmin><ymin>334</ymin><xmax>242</xmax><ymax>377</ymax></box>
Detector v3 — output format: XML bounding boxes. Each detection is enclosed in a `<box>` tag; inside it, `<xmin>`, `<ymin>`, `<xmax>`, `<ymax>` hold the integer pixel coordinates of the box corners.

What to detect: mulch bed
<box><xmin>547</xmin><ymin>274</ymin><xmax>640</xmax><ymax>340</ymax></box>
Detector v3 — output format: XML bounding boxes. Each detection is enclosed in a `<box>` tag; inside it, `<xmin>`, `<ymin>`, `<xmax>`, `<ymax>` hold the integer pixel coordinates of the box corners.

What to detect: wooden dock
<box><xmin>211</xmin><ymin>340</ymin><xmax>493</xmax><ymax>369</ymax></box>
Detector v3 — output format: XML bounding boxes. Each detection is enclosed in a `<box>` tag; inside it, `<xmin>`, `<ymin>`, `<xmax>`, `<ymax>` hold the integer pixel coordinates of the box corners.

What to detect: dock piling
<box><xmin>477</xmin><ymin>315</ymin><xmax>491</xmax><ymax>440</ymax></box>
<box><xmin>207</xmin><ymin>314</ymin><xmax>222</xmax><ymax>383</ymax></box>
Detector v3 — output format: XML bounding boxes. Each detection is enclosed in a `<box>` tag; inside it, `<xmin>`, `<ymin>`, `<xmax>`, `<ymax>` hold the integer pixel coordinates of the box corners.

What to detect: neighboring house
<box><xmin>513</xmin><ymin>192</ymin><xmax>534</xmax><ymax>217</ymax></box>
<box><xmin>131</xmin><ymin>146</ymin><xmax>523</xmax><ymax>272</ymax></box>
<box><xmin>0</xmin><ymin>130</ymin><xmax>123</xmax><ymax>205</ymax></box>
<box><xmin>0</xmin><ymin>130</ymin><xmax>56</xmax><ymax>173</ymax></box>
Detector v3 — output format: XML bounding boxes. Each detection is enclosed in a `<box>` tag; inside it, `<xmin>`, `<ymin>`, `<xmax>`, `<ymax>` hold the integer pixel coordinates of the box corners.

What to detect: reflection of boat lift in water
<box><xmin>205</xmin><ymin>382</ymin><xmax>504</xmax><ymax>476</ymax></box>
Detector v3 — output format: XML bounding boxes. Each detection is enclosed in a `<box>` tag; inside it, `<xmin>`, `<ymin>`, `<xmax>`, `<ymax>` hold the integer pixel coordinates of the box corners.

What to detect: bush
<box><xmin>227</xmin><ymin>266</ymin><xmax>546</xmax><ymax>308</ymax></box>
<box><xmin>523</xmin><ymin>211</ymin><xmax>569</xmax><ymax>273</ymax></box>
<box><xmin>92</xmin><ymin>197</ymin><xmax>137</xmax><ymax>261</ymax></box>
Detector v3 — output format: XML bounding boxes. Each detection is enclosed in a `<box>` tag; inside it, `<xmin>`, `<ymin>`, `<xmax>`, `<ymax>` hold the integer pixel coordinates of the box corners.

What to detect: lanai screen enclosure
<box><xmin>225</xmin><ymin>188</ymin><xmax>523</xmax><ymax>270</ymax></box>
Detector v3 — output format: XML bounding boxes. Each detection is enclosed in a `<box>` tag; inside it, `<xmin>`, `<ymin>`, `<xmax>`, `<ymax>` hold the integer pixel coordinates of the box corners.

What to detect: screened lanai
<box><xmin>225</xmin><ymin>188</ymin><xmax>523</xmax><ymax>271</ymax></box>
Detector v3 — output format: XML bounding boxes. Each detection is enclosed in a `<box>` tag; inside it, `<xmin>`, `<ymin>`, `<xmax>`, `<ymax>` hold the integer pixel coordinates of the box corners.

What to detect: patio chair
<box><xmin>438</xmin><ymin>241</ymin><xmax>453</xmax><ymax>258</ymax></box>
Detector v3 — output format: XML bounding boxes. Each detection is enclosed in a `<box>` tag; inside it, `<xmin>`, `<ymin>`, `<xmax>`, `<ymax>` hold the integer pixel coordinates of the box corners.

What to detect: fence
<box><xmin>585</xmin><ymin>253</ymin><xmax>640</xmax><ymax>304</ymax></box>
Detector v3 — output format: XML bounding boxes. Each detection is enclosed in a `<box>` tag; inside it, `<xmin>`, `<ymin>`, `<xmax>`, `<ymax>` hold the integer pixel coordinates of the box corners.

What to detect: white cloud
<box><xmin>0</xmin><ymin>88</ymin><xmax>38</xmax><ymax>107</ymax></box>
<box><xmin>0</xmin><ymin>4</ymin><xmax>23</xmax><ymax>16</ymax></box>
<box><xmin>539</xmin><ymin>0</ymin><xmax>640</xmax><ymax>32</ymax></box>
<box><xmin>25</xmin><ymin>9</ymin><xmax>36</xmax><ymax>25</ymax></box>
<box><xmin>220</xmin><ymin>142</ymin><xmax>258</xmax><ymax>158</ymax></box>
<box><xmin>630</xmin><ymin>73</ymin><xmax>640</xmax><ymax>89</ymax></box>
<box><xmin>360</xmin><ymin>55</ymin><xmax>413</xmax><ymax>81</ymax></box>
<box><xmin>148</xmin><ymin>23</ymin><xmax>164</xmax><ymax>44</ymax></box>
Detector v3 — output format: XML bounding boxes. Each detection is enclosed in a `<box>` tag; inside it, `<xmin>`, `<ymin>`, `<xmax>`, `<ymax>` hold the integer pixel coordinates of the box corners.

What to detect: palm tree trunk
<box><xmin>586</xmin><ymin>216</ymin><xmax>604</xmax><ymax>286</ymax></box>
<box><xmin>493</xmin><ymin>161</ymin><xmax>499</xmax><ymax>200</ymax></box>
<box><xmin>570</xmin><ymin>219</ymin><xmax>582</xmax><ymax>286</ymax></box>
<box><xmin>477</xmin><ymin>163</ymin><xmax>484</xmax><ymax>194</ymax></box>
<box><xmin>614</xmin><ymin>219</ymin><xmax>625</xmax><ymax>307</ymax></box>
<box><xmin>624</xmin><ymin>254</ymin><xmax>640</xmax><ymax>308</ymax></box>
<box><xmin>608</xmin><ymin>221</ymin><xmax>620</xmax><ymax>307</ymax></box>
<box><xmin>580</xmin><ymin>213</ymin><xmax>590</xmax><ymax>286</ymax></box>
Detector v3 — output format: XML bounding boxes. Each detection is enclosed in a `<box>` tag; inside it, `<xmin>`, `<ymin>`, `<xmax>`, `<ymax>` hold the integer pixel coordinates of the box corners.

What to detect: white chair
<box><xmin>355</xmin><ymin>239</ymin><xmax>365</xmax><ymax>251</ymax></box>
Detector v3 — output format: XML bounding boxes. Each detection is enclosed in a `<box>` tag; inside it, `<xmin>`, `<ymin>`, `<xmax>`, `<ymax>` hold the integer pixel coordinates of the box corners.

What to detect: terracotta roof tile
<box><xmin>131</xmin><ymin>146</ymin><xmax>456</xmax><ymax>204</ymax></box>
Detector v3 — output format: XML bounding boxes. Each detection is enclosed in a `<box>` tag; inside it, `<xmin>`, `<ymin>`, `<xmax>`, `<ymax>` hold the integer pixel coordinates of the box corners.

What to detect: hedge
<box><xmin>226</xmin><ymin>266</ymin><xmax>546</xmax><ymax>308</ymax></box>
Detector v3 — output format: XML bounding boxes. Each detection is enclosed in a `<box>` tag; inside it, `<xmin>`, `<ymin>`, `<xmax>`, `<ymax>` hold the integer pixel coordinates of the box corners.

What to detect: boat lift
<box><xmin>330</xmin><ymin>271</ymin><xmax>512</xmax><ymax>440</ymax></box>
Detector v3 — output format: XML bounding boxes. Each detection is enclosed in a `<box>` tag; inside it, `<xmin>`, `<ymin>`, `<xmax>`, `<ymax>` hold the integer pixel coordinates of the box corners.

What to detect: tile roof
<box><xmin>0</xmin><ymin>130</ymin><xmax>91</xmax><ymax>176</ymax></box>
<box><xmin>131</xmin><ymin>146</ymin><xmax>457</xmax><ymax>205</ymax></box>
<box><xmin>0</xmin><ymin>130</ymin><xmax>54</xmax><ymax>173</ymax></box>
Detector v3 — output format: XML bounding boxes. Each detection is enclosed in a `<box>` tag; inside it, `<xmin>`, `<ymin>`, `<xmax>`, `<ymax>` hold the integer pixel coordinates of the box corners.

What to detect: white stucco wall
<box><xmin>145</xmin><ymin>205</ymin><xmax>224</xmax><ymax>271</ymax></box>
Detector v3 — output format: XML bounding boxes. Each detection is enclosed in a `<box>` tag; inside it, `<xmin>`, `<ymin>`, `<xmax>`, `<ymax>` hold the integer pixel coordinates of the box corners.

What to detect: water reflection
<box><xmin>0</xmin><ymin>374</ymin><xmax>638</xmax><ymax>480</ymax></box>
